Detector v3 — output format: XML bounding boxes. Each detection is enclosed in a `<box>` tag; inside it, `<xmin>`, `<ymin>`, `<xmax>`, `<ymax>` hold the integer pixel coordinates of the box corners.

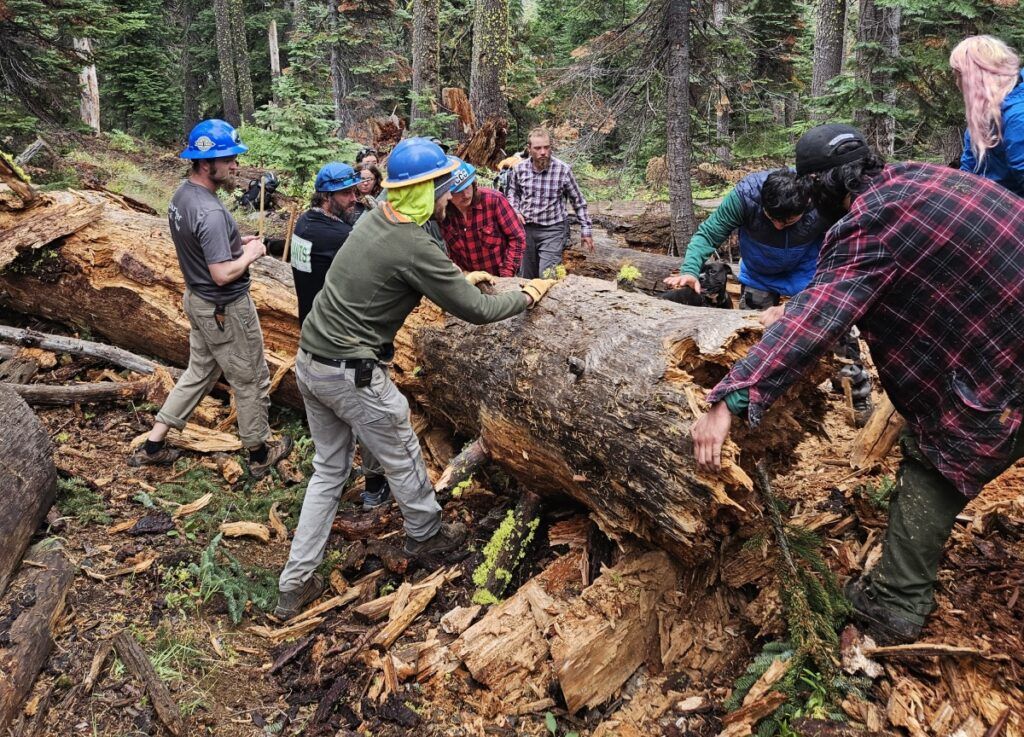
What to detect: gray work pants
<box><xmin>520</xmin><ymin>221</ymin><xmax>570</xmax><ymax>279</ymax></box>
<box><xmin>156</xmin><ymin>290</ymin><xmax>270</xmax><ymax>449</ymax></box>
<box><xmin>278</xmin><ymin>349</ymin><xmax>441</xmax><ymax>592</ymax></box>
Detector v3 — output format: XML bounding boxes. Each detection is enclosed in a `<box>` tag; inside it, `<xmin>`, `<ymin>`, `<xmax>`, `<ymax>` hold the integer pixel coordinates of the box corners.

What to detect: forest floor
<box><xmin>3</xmin><ymin>133</ymin><xmax>1022</xmax><ymax>736</ymax></box>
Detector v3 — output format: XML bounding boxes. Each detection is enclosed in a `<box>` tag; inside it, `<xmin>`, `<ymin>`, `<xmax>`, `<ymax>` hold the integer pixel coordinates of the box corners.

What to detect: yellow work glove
<box><xmin>465</xmin><ymin>271</ymin><xmax>496</xmax><ymax>288</ymax></box>
<box><xmin>521</xmin><ymin>278</ymin><xmax>557</xmax><ymax>307</ymax></box>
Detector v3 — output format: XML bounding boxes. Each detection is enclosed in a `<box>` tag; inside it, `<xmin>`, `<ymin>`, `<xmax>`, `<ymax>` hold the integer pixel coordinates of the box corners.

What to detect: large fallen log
<box><xmin>0</xmin><ymin>188</ymin><xmax>302</xmax><ymax>407</ymax></box>
<box><xmin>0</xmin><ymin>386</ymin><xmax>56</xmax><ymax>595</ymax></box>
<box><xmin>0</xmin><ymin>539</ymin><xmax>75</xmax><ymax>732</ymax></box>
<box><xmin>0</xmin><ymin>189</ymin><xmax>825</xmax><ymax>558</ymax></box>
<box><xmin>392</xmin><ymin>278</ymin><xmax>826</xmax><ymax>564</ymax></box>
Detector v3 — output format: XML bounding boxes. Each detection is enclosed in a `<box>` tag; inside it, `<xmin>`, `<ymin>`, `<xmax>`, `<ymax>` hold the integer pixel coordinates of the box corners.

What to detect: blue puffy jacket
<box><xmin>960</xmin><ymin>69</ymin><xmax>1024</xmax><ymax>197</ymax></box>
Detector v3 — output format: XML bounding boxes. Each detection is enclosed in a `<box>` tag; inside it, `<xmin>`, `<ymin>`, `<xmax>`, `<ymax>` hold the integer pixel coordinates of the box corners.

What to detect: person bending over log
<box><xmin>664</xmin><ymin>166</ymin><xmax>873</xmax><ymax>424</ymax></box>
<box><xmin>274</xmin><ymin>137</ymin><xmax>557</xmax><ymax>619</ymax></box>
<box><xmin>691</xmin><ymin>123</ymin><xmax>1024</xmax><ymax>645</ymax></box>
<box><xmin>508</xmin><ymin>127</ymin><xmax>594</xmax><ymax>278</ymax></box>
<box><xmin>441</xmin><ymin>160</ymin><xmax>526</xmax><ymax>278</ymax></box>
<box><xmin>291</xmin><ymin>162</ymin><xmax>390</xmax><ymax>510</ymax></box>
<box><xmin>128</xmin><ymin>120</ymin><xmax>292</xmax><ymax>479</ymax></box>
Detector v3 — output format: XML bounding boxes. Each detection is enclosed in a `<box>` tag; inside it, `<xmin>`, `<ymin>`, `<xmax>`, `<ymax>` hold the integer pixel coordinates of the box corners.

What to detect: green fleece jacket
<box><xmin>301</xmin><ymin>203</ymin><xmax>528</xmax><ymax>360</ymax></box>
<box><xmin>680</xmin><ymin>190</ymin><xmax>744</xmax><ymax>278</ymax></box>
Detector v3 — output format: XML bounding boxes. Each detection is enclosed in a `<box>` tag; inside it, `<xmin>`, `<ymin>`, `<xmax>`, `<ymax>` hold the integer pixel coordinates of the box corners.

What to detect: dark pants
<box><xmin>865</xmin><ymin>432</ymin><xmax>1024</xmax><ymax>623</ymax></box>
<box><xmin>520</xmin><ymin>221</ymin><xmax>570</xmax><ymax>279</ymax></box>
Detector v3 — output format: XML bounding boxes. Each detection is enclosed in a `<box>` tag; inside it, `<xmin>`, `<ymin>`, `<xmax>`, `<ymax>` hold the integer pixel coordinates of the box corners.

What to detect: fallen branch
<box><xmin>112</xmin><ymin>631</ymin><xmax>185</xmax><ymax>737</ymax></box>
<box><xmin>4</xmin><ymin>376</ymin><xmax>157</xmax><ymax>406</ymax></box>
<box><xmin>434</xmin><ymin>438</ymin><xmax>489</xmax><ymax>496</ymax></box>
<box><xmin>0</xmin><ymin>325</ymin><xmax>173</xmax><ymax>376</ymax></box>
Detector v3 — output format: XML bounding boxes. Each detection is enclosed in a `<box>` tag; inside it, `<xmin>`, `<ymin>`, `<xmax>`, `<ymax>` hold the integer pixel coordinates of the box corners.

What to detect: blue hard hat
<box><xmin>381</xmin><ymin>137</ymin><xmax>459</xmax><ymax>189</ymax></box>
<box><xmin>180</xmin><ymin>119</ymin><xmax>248</xmax><ymax>160</ymax></box>
<box><xmin>449</xmin><ymin>161</ymin><xmax>477</xmax><ymax>193</ymax></box>
<box><xmin>314</xmin><ymin>162</ymin><xmax>360</xmax><ymax>192</ymax></box>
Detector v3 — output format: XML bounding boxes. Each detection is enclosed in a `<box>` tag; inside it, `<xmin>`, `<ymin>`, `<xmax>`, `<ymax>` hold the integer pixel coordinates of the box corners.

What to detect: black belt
<box><xmin>310</xmin><ymin>354</ymin><xmax>373</xmax><ymax>369</ymax></box>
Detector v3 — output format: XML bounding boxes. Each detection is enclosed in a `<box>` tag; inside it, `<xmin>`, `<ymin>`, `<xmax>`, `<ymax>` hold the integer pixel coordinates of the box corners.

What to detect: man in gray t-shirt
<box><xmin>128</xmin><ymin>119</ymin><xmax>292</xmax><ymax>479</ymax></box>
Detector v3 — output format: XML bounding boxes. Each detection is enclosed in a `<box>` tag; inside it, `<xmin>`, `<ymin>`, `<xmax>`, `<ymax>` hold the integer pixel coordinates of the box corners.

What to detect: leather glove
<box><xmin>521</xmin><ymin>278</ymin><xmax>557</xmax><ymax>307</ymax></box>
<box><xmin>465</xmin><ymin>271</ymin><xmax>496</xmax><ymax>288</ymax></box>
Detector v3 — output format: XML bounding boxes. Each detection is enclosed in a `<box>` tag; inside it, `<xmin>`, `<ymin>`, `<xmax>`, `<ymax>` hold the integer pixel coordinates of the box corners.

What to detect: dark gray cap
<box><xmin>795</xmin><ymin>124</ymin><xmax>871</xmax><ymax>175</ymax></box>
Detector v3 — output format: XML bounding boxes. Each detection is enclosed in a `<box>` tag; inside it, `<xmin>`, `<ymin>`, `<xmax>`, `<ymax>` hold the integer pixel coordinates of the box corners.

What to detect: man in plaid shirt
<box><xmin>508</xmin><ymin>128</ymin><xmax>595</xmax><ymax>278</ymax></box>
<box><xmin>441</xmin><ymin>160</ymin><xmax>526</xmax><ymax>277</ymax></box>
<box><xmin>692</xmin><ymin>123</ymin><xmax>1024</xmax><ymax>644</ymax></box>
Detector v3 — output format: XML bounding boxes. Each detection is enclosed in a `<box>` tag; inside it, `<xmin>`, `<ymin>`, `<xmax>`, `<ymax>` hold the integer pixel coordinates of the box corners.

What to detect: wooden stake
<box><xmin>257</xmin><ymin>176</ymin><xmax>267</xmax><ymax>239</ymax></box>
<box><xmin>281</xmin><ymin>203</ymin><xmax>299</xmax><ymax>263</ymax></box>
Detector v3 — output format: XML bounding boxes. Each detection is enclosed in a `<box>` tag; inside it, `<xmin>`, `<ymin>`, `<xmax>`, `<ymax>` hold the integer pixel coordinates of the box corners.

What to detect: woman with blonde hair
<box><xmin>950</xmin><ymin>35</ymin><xmax>1024</xmax><ymax>196</ymax></box>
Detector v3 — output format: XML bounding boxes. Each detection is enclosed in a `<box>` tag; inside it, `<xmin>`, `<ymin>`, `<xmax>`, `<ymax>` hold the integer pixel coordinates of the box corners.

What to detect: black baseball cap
<box><xmin>795</xmin><ymin>124</ymin><xmax>871</xmax><ymax>175</ymax></box>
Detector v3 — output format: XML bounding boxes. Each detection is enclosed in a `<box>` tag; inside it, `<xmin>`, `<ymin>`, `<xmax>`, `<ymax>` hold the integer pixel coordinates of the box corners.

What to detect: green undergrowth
<box><xmin>56</xmin><ymin>476</ymin><xmax>112</xmax><ymax>525</ymax></box>
<box><xmin>857</xmin><ymin>475</ymin><xmax>895</xmax><ymax>512</ymax></box>
<box><xmin>60</xmin><ymin>146</ymin><xmax>177</xmax><ymax>213</ymax></box>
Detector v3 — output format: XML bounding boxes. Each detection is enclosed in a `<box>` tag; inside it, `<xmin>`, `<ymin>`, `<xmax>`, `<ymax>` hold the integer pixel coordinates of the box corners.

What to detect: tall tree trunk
<box><xmin>328</xmin><ymin>0</ymin><xmax>352</xmax><ymax>130</ymax></box>
<box><xmin>229</xmin><ymin>0</ymin><xmax>256</xmax><ymax>122</ymax></box>
<box><xmin>665</xmin><ymin>0</ymin><xmax>697</xmax><ymax>248</ymax></box>
<box><xmin>853</xmin><ymin>0</ymin><xmax>901</xmax><ymax>156</ymax></box>
<box><xmin>213</xmin><ymin>0</ymin><xmax>241</xmax><ymax>125</ymax></box>
<box><xmin>268</xmin><ymin>19</ymin><xmax>282</xmax><ymax>106</ymax></box>
<box><xmin>469</xmin><ymin>0</ymin><xmax>510</xmax><ymax>124</ymax></box>
<box><xmin>181</xmin><ymin>0</ymin><xmax>202</xmax><ymax>136</ymax></box>
<box><xmin>74</xmin><ymin>38</ymin><xmax>100</xmax><ymax>134</ymax></box>
<box><xmin>411</xmin><ymin>0</ymin><xmax>440</xmax><ymax>128</ymax></box>
<box><xmin>811</xmin><ymin>0</ymin><xmax>846</xmax><ymax>100</ymax></box>
<box><xmin>712</xmin><ymin>0</ymin><xmax>732</xmax><ymax>165</ymax></box>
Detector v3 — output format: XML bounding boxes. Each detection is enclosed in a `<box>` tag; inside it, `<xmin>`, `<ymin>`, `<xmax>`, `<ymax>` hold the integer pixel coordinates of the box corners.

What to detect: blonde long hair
<box><xmin>950</xmin><ymin>35</ymin><xmax>1021</xmax><ymax>164</ymax></box>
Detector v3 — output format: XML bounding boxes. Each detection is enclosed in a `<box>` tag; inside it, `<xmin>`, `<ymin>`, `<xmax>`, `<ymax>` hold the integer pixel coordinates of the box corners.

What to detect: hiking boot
<box><xmin>404</xmin><ymin>521</ymin><xmax>468</xmax><ymax>557</ymax></box>
<box><xmin>127</xmin><ymin>445</ymin><xmax>181</xmax><ymax>467</ymax></box>
<box><xmin>362</xmin><ymin>476</ymin><xmax>392</xmax><ymax>510</ymax></box>
<box><xmin>853</xmin><ymin>395</ymin><xmax>874</xmax><ymax>428</ymax></box>
<box><xmin>274</xmin><ymin>573</ymin><xmax>325</xmax><ymax>620</ymax></box>
<box><xmin>845</xmin><ymin>578</ymin><xmax>922</xmax><ymax>645</ymax></box>
<box><xmin>249</xmin><ymin>435</ymin><xmax>294</xmax><ymax>480</ymax></box>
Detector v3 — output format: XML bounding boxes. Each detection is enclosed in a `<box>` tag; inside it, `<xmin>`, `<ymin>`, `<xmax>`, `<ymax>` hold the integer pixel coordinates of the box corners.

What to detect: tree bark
<box><xmin>213</xmin><ymin>0</ymin><xmax>241</xmax><ymax>126</ymax></box>
<box><xmin>853</xmin><ymin>0</ymin><xmax>901</xmax><ymax>156</ymax></box>
<box><xmin>229</xmin><ymin>0</ymin><xmax>256</xmax><ymax>123</ymax></box>
<box><xmin>411</xmin><ymin>0</ymin><xmax>440</xmax><ymax>129</ymax></box>
<box><xmin>328</xmin><ymin>0</ymin><xmax>353</xmax><ymax>130</ymax></box>
<box><xmin>562</xmin><ymin>234</ymin><xmax>682</xmax><ymax>295</ymax></box>
<box><xmin>4</xmin><ymin>377</ymin><xmax>160</xmax><ymax>406</ymax></box>
<box><xmin>0</xmin><ymin>387</ymin><xmax>56</xmax><ymax>596</ymax></box>
<box><xmin>112</xmin><ymin>632</ymin><xmax>184</xmax><ymax>736</ymax></box>
<box><xmin>180</xmin><ymin>0</ymin><xmax>202</xmax><ymax>136</ymax></box>
<box><xmin>712</xmin><ymin>0</ymin><xmax>733</xmax><ymax>165</ymax></box>
<box><xmin>469</xmin><ymin>0</ymin><xmax>510</xmax><ymax>124</ymax></box>
<box><xmin>811</xmin><ymin>0</ymin><xmax>846</xmax><ymax>99</ymax></box>
<box><xmin>390</xmin><ymin>278</ymin><xmax>825</xmax><ymax>565</ymax></box>
<box><xmin>73</xmin><ymin>38</ymin><xmax>100</xmax><ymax>134</ymax></box>
<box><xmin>665</xmin><ymin>0</ymin><xmax>697</xmax><ymax>251</ymax></box>
<box><xmin>0</xmin><ymin>540</ymin><xmax>74</xmax><ymax>732</ymax></box>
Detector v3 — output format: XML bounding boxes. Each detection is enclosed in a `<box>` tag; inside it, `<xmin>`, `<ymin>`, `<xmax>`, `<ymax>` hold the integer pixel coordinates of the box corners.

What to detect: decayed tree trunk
<box><xmin>563</xmin><ymin>235</ymin><xmax>681</xmax><ymax>294</ymax></box>
<box><xmin>411</xmin><ymin>0</ymin><xmax>440</xmax><ymax>128</ymax></box>
<box><xmin>268</xmin><ymin>19</ymin><xmax>282</xmax><ymax>106</ymax></box>
<box><xmin>74</xmin><ymin>38</ymin><xmax>100</xmax><ymax>134</ymax></box>
<box><xmin>229</xmin><ymin>0</ymin><xmax>256</xmax><ymax>123</ymax></box>
<box><xmin>811</xmin><ymin>0</ymin><xmax>846</xmax><ymax>99</ymax></box>
<box><xmin>213</xmin><ymin>0</ymin><xmax>241</xmax><ymax>126</ymax></box>
<box><xmin>0</xmin><ymin>387</ymin><xmax>56</xmax><ymax>595</ymax></box>
<box><xmin>328</xmin><ymin>0</ymin><xmax>353</xmax><ymax>129</ymax></box>
<box><xmin>665</xmin><ymin>0</ymin><xmax>697</xmax><ymax>250</ymax></box>
<box><xmin>0</xmin><ymin>540</ymin><xmax>75</xmax><ymax>732</ymax></box>
<box><xmin>180</xmin><ymin>0</ymin><xmax>202</xmax><ymax>136</ymax></box>
<box><xmin>0</xmin><ymin>189</ymin><xmax>303</xmax><ymax>408</ymax></box>
<box><xmin>469</xmin><ymin>0</ymin><xmax>510</xmax><ymax>125</ymax></box>
<box><xmin>391</xmin><ymin>278</ymin><xmax>824</xmax><ymax>564</ymax></box>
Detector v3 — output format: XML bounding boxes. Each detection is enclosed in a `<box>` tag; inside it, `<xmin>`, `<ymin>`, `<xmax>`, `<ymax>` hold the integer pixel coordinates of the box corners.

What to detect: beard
<box><xmin>209</xmin><ymin>162</ymin><xmax>236</xmax><ymax>190</ymax></box>
<box><xmin>531</xmin><ymin>155</ymin><xmax>550</xmax><ymax>171</ymax></box>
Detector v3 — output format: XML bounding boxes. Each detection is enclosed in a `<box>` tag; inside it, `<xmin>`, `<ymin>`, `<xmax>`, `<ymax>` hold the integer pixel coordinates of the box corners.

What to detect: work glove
<box><xmin>465</xmin><ymin>271</ymin><xmax>496</xmax><ymax>289</ymax></box>
<box><xmin>521</xmin><ymin>278</ymin><xmax>558</xmax><ymax>307</ymax></box>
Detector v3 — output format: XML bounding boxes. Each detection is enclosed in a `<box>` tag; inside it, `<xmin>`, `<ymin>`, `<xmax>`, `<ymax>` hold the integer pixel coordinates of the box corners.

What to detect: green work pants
<box><xmin>865</xmin><ymin>432</ymin><xmax>1024</xmax><ymax>624</ymax></box>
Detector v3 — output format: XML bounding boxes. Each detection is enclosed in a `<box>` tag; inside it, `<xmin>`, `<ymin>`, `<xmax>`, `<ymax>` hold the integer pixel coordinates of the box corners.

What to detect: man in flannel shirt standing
<box><xmin>441</xmin><ymin>160</ymin><xmax>526</xmax><ymax>277</ymax></box>
<box><xmin>692</xmin><ymin>123</ymin><xmax>1024</xmax><ymax>644</ymax></box>
<box><xmin>508</xmin><ymin>128</ymin><xmax>595</xmax><ymax>278</ymax></box>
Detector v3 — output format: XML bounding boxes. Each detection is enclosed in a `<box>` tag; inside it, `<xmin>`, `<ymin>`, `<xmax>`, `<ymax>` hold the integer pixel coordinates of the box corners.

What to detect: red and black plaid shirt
<box><xmin>708</xmin><ymin>163</ymin><xmax>1024</xmax><ymax>496</ymax></box>
<box><xmin>441</xmin><ymin>186</ymin><xmax>526</xmax><ymax>277</ymax></box>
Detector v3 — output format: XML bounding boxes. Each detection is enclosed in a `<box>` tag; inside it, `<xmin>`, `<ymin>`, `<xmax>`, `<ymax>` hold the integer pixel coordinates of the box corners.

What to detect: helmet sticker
<box><xmin>195</xmin><ymin>135</ymin><xmax>215</xmax><ymax>152</ymax></box>
<box><xmin>827</xmin><ymin>133</ymin><xmax>856</xmax><ymax>146</ymax></box>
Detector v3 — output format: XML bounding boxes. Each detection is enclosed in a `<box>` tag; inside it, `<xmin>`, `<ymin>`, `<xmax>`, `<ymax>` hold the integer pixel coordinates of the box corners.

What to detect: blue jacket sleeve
<box><xmin>960</xmin><ymin>130</ymin><xmax>978</xmax><ymax>174</ymax></box>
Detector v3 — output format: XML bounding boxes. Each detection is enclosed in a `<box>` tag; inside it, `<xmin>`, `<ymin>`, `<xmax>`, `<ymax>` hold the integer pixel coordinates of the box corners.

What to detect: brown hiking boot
<box><xmin>845</xmin><ymin>578</ymin><xmax>922</xmax><ymax>645</ymax></box>
<box><xmin>127</xmin><ymin>445</ymin><xmax>182</xmax><ymax>467</ymax></box>
<box><xmin>404</xmin><ymin>521</ymin><xmax>468</xmax><ymax>557</ymax></box>
<box><xmin>249</xmin><ymin>435</ymin><xmax>294</xmax><ymax>480</ymax></box>
<box><xmin>274</xmin><ymin>573</ymin><xmax>325</xmax><ymax>620</ymax></box>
